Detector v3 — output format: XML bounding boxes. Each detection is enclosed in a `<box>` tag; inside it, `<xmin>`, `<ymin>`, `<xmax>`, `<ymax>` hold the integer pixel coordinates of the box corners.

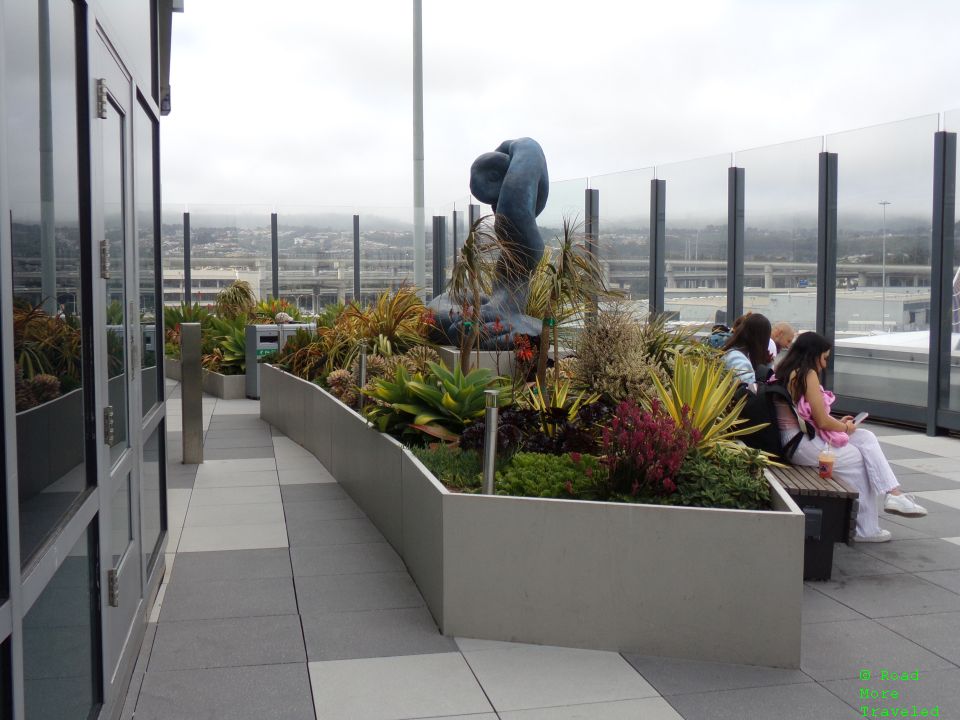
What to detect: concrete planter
<box><xmin>261</xmin><ymin>364</ymin><xmax>804</xmax><ymax>667</ymax></box>
<box><xmin>165</xmin><ymin>358</ymin><xmax>246</xmax><ymax>399</ymax></box>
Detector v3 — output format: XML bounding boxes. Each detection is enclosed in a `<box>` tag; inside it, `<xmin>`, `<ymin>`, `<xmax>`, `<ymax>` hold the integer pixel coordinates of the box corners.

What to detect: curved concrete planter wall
<box><xmin>261</xmin><ymin>363</ymin><xmax>804</xmax><ymax>667</ymax></box>
<box><xmin>165</xmin><ymin>358</ymin><xmax>246</xmax><ymax>399</ymax></box>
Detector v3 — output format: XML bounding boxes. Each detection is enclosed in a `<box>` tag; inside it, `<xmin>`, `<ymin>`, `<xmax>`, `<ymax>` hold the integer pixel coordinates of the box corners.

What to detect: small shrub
<box><xmin>601</xmin><ymin>399</ymin><xmax>693</xmax><ymax>498</ymax></box>
<box><xmin>671</xmin><ymin>446</ymin><xmax>771</xmax><ymax>510</ymax></box>
<box><xmin>411</xmin><ymin>445</ymin><xmax>482</xmax><ymax>492</ymax></box>
<box><xmin>495</xmin><ymin>452</ymin><xmax>607</xmax><ymax>499</ymax></box>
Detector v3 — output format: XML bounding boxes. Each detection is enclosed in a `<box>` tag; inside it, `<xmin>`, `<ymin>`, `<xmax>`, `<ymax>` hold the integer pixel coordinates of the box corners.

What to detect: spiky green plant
<box><xmin>214</xmin><ymin>280</ymin><xmax>256</xmax><ymax>320</ymax></box>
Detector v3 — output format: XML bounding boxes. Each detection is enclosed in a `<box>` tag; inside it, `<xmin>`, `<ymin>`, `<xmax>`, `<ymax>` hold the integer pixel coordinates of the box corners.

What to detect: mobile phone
<box><xmin>853</xmin><ymin>411</ymin><xmax>869</xmax><ymax>426</ymax></box>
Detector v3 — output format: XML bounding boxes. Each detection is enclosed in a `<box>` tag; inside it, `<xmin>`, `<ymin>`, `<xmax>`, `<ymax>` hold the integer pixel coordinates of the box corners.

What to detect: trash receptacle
<box><xmin>245</xmin><ymin>325</ymin><xmax>281</xmax><ymax>399</ymax></box>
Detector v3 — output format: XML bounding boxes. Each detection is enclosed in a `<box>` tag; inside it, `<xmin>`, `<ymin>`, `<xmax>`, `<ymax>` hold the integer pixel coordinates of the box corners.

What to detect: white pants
<box><xmin>782</xmin><ymin>429</ymin><xmax>900</xmax><ymax>537</ymax></box>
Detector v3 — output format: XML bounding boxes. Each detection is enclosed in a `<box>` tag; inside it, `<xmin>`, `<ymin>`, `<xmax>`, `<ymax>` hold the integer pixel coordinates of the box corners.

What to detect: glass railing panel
<box><xmin>657</xmin><ymin>154</ymin><xmax>730</xmax><ymax>326</ymax></box>
<box><xmin>356</xmin><ymin>206</ymin><xmax>416</xmax><ymax>303</ymax></box>
<box><xmin>539</xmin><ymin>177</ymin><xmax>587</xmax><ymax>246</ymax></box>
<box><xmin>275</xmin><ymin>205</ymin><xmax>355</xmax><ymax>315</ymax></box>
<box><xmin>183</xmin><ymin>204</ymin><xmax>271</xmax><ymax>309</ymax></box>
<box><xmin>827</xmin><ymin>114</ymin><xmax>939</xmax><ymax>407</ymax></box>
<box><xmin>945</xmin><ymin>109</ymin><xmax>960</xmax><ymax>410</ymax></box>
<box><xmin>590</xmin><ymin>168</ymin><xmax>654</xmax><ymax>306</ymax></box>
<box><xmin>737</xmin><ymin>136</ymin><xmax>821</xmax><ymax>333</ymax></box>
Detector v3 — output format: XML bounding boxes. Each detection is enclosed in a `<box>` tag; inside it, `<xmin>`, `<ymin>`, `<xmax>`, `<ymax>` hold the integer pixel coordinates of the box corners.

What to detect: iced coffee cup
<box><xmin>818</xmin><ymin>444</ymin><xmax>835</xmax><ymax>479</ymax></box>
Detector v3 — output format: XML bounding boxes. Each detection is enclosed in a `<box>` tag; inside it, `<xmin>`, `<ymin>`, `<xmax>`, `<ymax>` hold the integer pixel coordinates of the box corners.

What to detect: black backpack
<box><xmin>736</xmin><ymin>378</ymin><xmax>812</xmax><ymax>461</ymax></box>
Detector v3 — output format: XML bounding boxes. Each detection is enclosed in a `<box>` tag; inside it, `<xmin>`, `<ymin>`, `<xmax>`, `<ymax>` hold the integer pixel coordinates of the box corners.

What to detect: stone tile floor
<box><xmin>120</xmin><ymin>381</ymin><xmax>960</xmax><ymax>719</ymax></box>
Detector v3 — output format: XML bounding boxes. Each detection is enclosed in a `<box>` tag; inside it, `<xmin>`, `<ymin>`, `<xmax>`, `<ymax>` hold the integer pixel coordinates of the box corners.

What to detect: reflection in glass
<box><xmin>23</xmin><ymin>526</ymin><xmax>97</xmax><ymax>720</ymax></box>
<box><xmin>136</xmin><ymin>102</ymin><xmax>159</xmax><ymax>415</ymax></box>
<box><xmin>657</xmin><ymin>155</ymin><xmax>730</xmax><ymax>326</ymax></box>
<box><xmin>103</xmin><ymin>98</ymin><xmax>129</xmax><ymax>464</ymax></box>
<box><xmin>6</xmin><ymin>0</ymin><xmax>89</xmax><ymax>565</ymax></box>
<box><xmin>142</xmin><ymin>424</ymin><xmax>165</xmax><ymax>570</ymax></box>
<box><xmin>589</xmin><ymin>168</ymin><xmax>654</xmax><ymax>304</ymax></box>
<box><xmin>827</xmin><ymin>115</ymin><xmax>938</xmax><ymax>406</ymax></box>
<box><xmin>737</xmin><ymin>137</ymin><xmax>821</xmax><ymax>331</ymax></box>
<box><xmin>539</xmin><ymin>178</ymin><xmax>587</xmax><ymax>246</ymax></box>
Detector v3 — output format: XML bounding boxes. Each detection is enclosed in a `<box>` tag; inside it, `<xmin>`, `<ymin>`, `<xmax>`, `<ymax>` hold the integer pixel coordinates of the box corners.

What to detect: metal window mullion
<box><xmin>727</xmin><ymin>167</ymin><xmax>745</xmax><ymax>323</ymax></box>
<box><xmin>816</xmin><ymin>151</ymin><xmax>838</xmax><ymax>386</ymax></box>
<box><xmin>927</xmin><ymin>131</ymin><xmax>957</xmax><ymax>436</ymax></box>
<box><xmin>649</xmin><ymin>178</ymin><xmax>666</xmax><ymax>313</ymax></box>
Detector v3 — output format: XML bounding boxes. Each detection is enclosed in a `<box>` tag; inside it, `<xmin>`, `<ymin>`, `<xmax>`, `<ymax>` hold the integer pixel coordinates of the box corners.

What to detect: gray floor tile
<box><xmin>170</xmin><ymin>548</ymin><xmax>291</xmax><ymax>584</ymax></box>
<box><xmin>821</xmin><ymin>666</ymin><xmax>960</xmax><ymax>714</ymax></box>
<box><xmin>203</xmin><ymin>446</ymin><xmax>276</xmax><ymax>460</ymax></box>
<box><xmin>802</xmin><ymin>585</ymin><xmax>865</xmax><ymax>624</ymax></box>
<box><xmin>463</xmin><ymin>645</ymin><xmax>657</xmax><ymax>712</ymax></box>
<box><xmin>814</xmin><ymin>572</ymin><xmax>960</xmax><ymax>618</ymax></box>
<box><xmin>295</xmin><ymin>572</ymin><xmax>424</xmax><ymax>614</ymax></box>
<box><xmin>622</xmin><ymin>654</ymin><xmax>812</xmax><ymax>696</ymax></box>
<box><xmin>884</xmin><ymin>511</ymin><xmax>959</xmax><ymax>538</ymax></box>
<box><xmin>801</xmin><ymin>619</ymin><xmax>955</xmax><ymax>681</ymax></box>
<box><xmin>878</xmin><ymin>517</ymin><xmax>935</xmax><ymax>540</ymax></box>
<box><xmin>202</xmin><ymin>434</ymin><xmax>274</xmax><ymax>450</ymax></box>
<box><xmin>874</xmin><ymin>443</ymin><xmax>939</xmax><ymax>461</ymax></box>
<box><xmin>499</xmin><ymin>698</ymin><xmax>684</xmax><ymax>719</ymax></box>
<box><xmin>894</xmin><ymin>472</ymin><xmax>960</xmax><ymax>492</ymax></box>
<box><xmin>876</xmin><ymin>610</ymin><xmax>960</xmax><ymax>665</ymax></box>
<box><xmin>283</xmin><ymin>498</ymin><xmax>365</xmax><ymax>523</ymax></box>
<box><xmin>206</xmin><ymin>418</ymin><xmax>271</xmax><ymax>431</ymax></box>
<box><xmin>189</xmin><ymin>486</ymin><xmax>281</xmax><ymax>506</ymax></box>
<box><xmin>830</xmin><ymin>544</ymin><xmax>903</xmax><ymax>578</ymax></box>
<box><xmin>287</xmin><ymin>516</ymin><xmax>385</xmax><ymax>547</ymax></box>
<box><xmin>160</xmin><ymin>577</ymin><xmax>298</xmax><ymax>621</ymax></box>
<box><xmin>865</xmin><ymin>423</ymin><xmax>917</xmax><ymax>437</ymax></box>
<box><xmin>301</xmin><ymin>606</ymin><xmax>455</xmax><ymax>661</ymax></box>
<box><xmin>203</xmin><ymin>427</ymin><xmax>273</xmax><ymax>441</ymax></box>
<box><xmin>177</xmin><ymin>522</ymin><xmax>288</xmax><ymax>552</ymax></box>
<box><xmin>134</xmin><ymin>663</ymin><xmax>314</xmax><ymax>720</ymax></box>
<box><xmin>290</xmin><ymin>542</ymin><xmax>405</xmax><ymax>576</ymax></box>
<box><xmin>854</xmin><ymin>538</ymin><xmax>960</xmax><ymax>573</ymax></box>
<box><xmin>281</xmin><ymin>483</ymin><xmax>348</xmax><ymax>503</ymax></box>
<box><xmin>308</xmin><ymin>653</ymin><xmax>492</xmax><ymax>720</ymax></box>
<box><xmin>149</xmin><ymin>615</ymin><xmax>306</xmax><ymax>670</ymax></box>
<box><xmin>667</xmin><ymin>682</ymin><xmax>861</xmax><ymax>720</ymax></box>
<box><xmin>915</xmin><ymin>568</ymin><xmax>960</xmax><ymax>594</ymax></box>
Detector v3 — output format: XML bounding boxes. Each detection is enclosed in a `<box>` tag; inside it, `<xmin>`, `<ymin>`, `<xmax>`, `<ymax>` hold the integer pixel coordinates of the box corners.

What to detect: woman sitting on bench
<box><xmin>775</xmin><ymin>332</ymin><xmax>926</xmax><ymax>543</ymax></box>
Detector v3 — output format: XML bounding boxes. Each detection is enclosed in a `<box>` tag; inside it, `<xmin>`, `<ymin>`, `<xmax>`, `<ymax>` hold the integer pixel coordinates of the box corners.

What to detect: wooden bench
<box><xmin>766</xmin><ymin>465</ymin><xmax>859</xmax><ymax>581</ymax></box>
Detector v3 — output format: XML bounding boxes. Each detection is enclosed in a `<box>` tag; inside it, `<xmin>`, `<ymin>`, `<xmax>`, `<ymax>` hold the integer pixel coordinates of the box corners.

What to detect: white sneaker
<box><xmin>854</xmin><ymin>529</ymin><xmax>892</xmax><ymax>543</ymax></box>
<box><xmin>884</xmin><ymin>493</ymin><xmax>928</xmax><ymax>518</ymax></box>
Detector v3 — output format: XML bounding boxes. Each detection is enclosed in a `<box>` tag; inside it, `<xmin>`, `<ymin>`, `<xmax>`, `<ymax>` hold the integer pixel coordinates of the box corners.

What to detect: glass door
<box><xmin>94</xmin><ymin>37</ymin><xmax>143</xmax><ymax>687</ymax></box>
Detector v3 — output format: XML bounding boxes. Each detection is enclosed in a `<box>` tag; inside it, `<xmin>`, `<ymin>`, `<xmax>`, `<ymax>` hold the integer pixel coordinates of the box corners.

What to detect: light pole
<box><xmin>878</xmin><ymin>200</ymin><xmax>891</xmax><ymax>332</ymax></box>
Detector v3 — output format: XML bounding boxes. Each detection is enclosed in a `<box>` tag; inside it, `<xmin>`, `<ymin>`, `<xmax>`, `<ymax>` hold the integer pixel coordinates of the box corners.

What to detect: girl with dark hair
<box><xmin>775</xmin><ymin>332</ymin><xmax>926</xmax><ymax>543</ymax></box>
<box><xmin>722</xmin><ymin>312</ymin><xmax>772</xmax><ymax>390</ymax></box>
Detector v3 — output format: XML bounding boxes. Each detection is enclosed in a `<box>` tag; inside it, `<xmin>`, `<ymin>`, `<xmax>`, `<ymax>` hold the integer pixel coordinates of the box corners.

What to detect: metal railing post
<box><xmin>649</xmin><ymin>178</ymin><xmax>666</xmax><ymax>314</ymax></box>
<box><xmin>451</xmin><ymin>209</ymin><xmax>460</xmax><ymax>267</ymax></box>
<box><xmin>180</xmin><ymin>322</ymin><xmax>203</xmax><ymax>464</ymax></box>
<box><xmin>353</xmin><ymin>214</ymin><xmax>361</xmax><ymax>304</ymax></box>
<box><xmin>432</xmin><ymin>215</ymin><xmax>446</xmax><ymax>298</ymax></box>
<box><xmin>816</xmin><ymin>151</ymin><xmax>838</xmax><ymax>386</ymax></box>
<box><xmin>271</xmin><ymin>211</ymin><xmax>279</xmax><ymax>300</ymax></box>
<box><xmin>482</xmin><ymin>390</ymin><xmax>499</xmax><ymax>495</ymax></box>
<box><xmin>928</xmin><ymin>131</ymin><xmax>957</xmax><ymax>435</ymax></box>
<box><xmin>585</xmin><ymin>187</ymin><xmax>600</xmax><ymax>313</ymax></box>
<box><xmin>727</xmin><ymin>166</ymin><xmax>745</xmax><ymax>323</ymax></box>
<box><xmin>183</xmin><ymin>211</ymin><xmax>191</xmax><ymax>304</ymax></box>
<box><xmin>468</xmin><ymin>203</ymin><xmax>481</xmax><ymax>228</ymax></box>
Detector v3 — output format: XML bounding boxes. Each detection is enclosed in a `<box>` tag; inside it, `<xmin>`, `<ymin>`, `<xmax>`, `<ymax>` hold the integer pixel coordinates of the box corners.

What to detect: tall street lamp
<box><xmin>878</xmin><ymin>200</ymin><xmax>891</xmax><ymax>332</ymax></box>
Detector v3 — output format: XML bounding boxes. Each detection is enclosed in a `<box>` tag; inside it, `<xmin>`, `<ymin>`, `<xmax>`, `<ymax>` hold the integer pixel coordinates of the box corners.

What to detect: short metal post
<box><xmin>181</xmin><ymin>322</ymin><xmax>203</xmax><ymax>464</ymax></box>
<box><xmin>353</xmin><ymin>214</ymin><xmax>361</xmax><ymax>303</ymax></box>
<box><xmin>482</xmin><ymin>390</ymin><xmax>499</xmax><ymax>495</ymax></box>
<box><xmin>271</xmin><ymin>212</ymin><xmax>279</xmax><ymax>300</ymax></box>
<box><xmin>358</xmin><ymin>344</ymin><xmax>367</xmax><ymax>412</ymax></box>
<box><xmin>183</xmin><ymin>211</ymin><xmax>192</xmax><ymax>304</ymax></box>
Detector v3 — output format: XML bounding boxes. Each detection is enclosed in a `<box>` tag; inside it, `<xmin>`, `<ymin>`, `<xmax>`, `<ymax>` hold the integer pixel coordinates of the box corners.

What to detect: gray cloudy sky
<box><xmin>161</xmin><ymin>0</ymin><xmax>960</xmax><ymax>212</ymax></box>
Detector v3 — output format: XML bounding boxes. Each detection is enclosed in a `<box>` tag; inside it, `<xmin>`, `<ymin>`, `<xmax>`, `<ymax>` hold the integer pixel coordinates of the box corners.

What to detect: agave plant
<box><xmin>526</xmin><ymin>216</ymin><xmax>614</xmax><ymax>386</ymax></box>
<box><xmin>646</xmin><ymin>355</ymin><xmax>763</xmax><ymax>456</ymax></box>
<box><xmin>346</xmin><ymin>286</ymin><xmax>431</xmax><ymax>353</ymax></box>
<box><xmin>202</xmin><ymin>316</ymin><xmax>247</xmax><ymax>374</ymax></box>
<box><xmin>252</xmin><ymin>297</ymin><xmax>303</xmax><ymax>323</ymax></box>
<box><xmin>363</xmin><ymin>361</ymin><xmax>508</xmax><ymax>444</ymax></box>
<box><xmin>520</xmin><ymin>376</ymin><xmax>601</xmax><ymax>439</ymax></box>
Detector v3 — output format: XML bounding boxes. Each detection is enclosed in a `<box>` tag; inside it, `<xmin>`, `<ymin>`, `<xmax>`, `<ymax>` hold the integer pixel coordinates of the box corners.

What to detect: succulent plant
<box><xmin>30</xmin><ymin>374</ymin><xmax>61</xmax><ymax>404</ymax></box>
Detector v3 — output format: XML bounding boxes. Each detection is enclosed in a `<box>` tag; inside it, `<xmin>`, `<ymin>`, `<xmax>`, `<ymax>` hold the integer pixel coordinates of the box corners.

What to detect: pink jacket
<box><xmin>795</xmin><ymin>387</ymin><xmax>849</xmax><ymax>448</ymax></box>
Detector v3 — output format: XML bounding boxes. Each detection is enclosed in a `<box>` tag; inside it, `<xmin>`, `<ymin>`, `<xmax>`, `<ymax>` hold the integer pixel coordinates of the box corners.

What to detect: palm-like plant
<box><xmin>646</xmin><ymin>355</ymin><xmax>765</xmax><ymax>456</ymax></box>
<box><xmin>526</xmin><ymin>216</ymin><xmax>613</xmax><ymax>386</ymax></box>
<box><xmin>215</xmin><ymin>280</ymin><xmax>256</xmax><ymax>320</ymax></box>
<box><xmin>447</xmin><ymin>218</ymin><xmax>499</xmax><ymax>374</ymax></box>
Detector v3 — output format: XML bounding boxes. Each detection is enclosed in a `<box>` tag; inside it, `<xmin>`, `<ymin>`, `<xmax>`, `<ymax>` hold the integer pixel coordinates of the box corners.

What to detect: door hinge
<box><xmin>107</xmin><ymin>568</ymin><xmax>120</xmax><ymax>607</ymax></box>
<box><xmin>99</xmin><ymin>239</ymin><xmax>110</xmax><ymax>279</ymax></box>
<box><xmin>103</xmin><ymin>405</ymin><xmax>115</xmax><ymax>446</ymax></box>
<box><xmin>96</xmin><ymin>78</ymin><xmax>108</xmax><ymax>119</ymax></box>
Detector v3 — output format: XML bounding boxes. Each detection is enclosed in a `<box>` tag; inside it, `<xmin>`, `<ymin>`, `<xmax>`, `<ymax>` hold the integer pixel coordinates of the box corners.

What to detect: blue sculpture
<box><xmin>429</xmin><ymin>137</ymin><xmax>549</xmax><ymax>349</ymax></box>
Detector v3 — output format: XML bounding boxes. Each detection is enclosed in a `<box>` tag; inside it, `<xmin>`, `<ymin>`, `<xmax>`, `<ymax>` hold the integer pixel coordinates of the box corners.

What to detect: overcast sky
<box><xmin>161</xmin><ymin>0</ymin><xmax>960</xmax><ymax>213</ymax></box>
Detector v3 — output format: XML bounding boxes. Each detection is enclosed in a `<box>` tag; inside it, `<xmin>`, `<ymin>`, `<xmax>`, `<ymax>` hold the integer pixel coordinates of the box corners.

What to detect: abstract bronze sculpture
<box><xmin>429</xmin><ymin>137</ymin><xmax>549</xmax><ymax>349</ymax></box>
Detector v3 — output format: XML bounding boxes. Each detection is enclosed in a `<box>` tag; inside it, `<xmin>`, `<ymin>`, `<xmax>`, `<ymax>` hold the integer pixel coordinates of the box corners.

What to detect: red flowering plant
<box><xmin>601</xmin><ymin>398</ymin><xmax>696</xmax><ymax>499</ymax></box>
